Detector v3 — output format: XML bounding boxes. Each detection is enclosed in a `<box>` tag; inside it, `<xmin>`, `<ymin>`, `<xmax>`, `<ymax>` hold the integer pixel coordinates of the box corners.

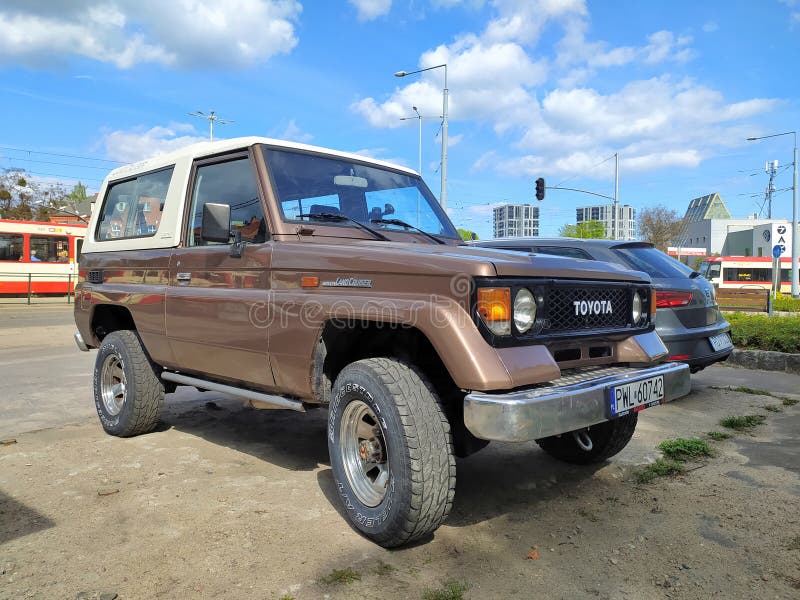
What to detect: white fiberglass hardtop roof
<box><xmin>105</xmin><ymin>136</ymin><xmax>418</xmax><ymax>181</ymax></box>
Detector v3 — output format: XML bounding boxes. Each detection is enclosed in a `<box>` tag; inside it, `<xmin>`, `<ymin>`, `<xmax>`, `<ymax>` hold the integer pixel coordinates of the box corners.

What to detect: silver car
<box><xmin>473</xmin><ymin>238</ymin><xmax>732</xmax><ymax>373</ymax></box>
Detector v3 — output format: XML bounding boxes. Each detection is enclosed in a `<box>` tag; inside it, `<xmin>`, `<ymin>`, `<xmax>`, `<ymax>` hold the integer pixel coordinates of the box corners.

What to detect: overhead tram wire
<box><xmin>0</xmin><ymin>145</ymin><xmax>124</xmax><ymax>165</ymax></box>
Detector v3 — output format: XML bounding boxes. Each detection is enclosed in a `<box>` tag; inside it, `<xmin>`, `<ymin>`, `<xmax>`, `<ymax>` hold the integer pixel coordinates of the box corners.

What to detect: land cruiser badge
<box><xmin>322</xmin><ymin>277</ymin><xmax>373</xmax><ymax>288</ymax></box>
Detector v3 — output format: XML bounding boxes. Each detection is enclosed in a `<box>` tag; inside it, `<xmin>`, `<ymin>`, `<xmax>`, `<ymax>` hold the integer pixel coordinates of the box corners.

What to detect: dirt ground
<box><xmin>1</xmin><ymin>306</ymin><xmax>799</xmax><ymax>599</ymax></box>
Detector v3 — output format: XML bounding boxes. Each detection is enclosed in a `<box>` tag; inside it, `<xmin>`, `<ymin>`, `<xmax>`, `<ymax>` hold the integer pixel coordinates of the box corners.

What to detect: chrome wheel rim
<box><xmin>100</xmin><ymin>354</ymin><xmax>127</xmax><ymax>416</ymax></box>
<box><xmin>340</xmin><ymin>400</ymin><xmax>389</xmax><ymax>507</ymax></box>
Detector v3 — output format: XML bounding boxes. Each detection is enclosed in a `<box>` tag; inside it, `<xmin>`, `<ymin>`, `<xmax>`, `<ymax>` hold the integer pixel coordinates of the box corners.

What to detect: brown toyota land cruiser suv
<box><xmin>74</xmin><ymin>136</ymin><xmax>690</xmax><ymax>547</ymax></box>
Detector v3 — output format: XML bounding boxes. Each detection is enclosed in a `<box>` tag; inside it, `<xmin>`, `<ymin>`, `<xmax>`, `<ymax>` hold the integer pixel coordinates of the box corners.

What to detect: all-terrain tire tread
<box><xmin>99</xmin><ymin>330</ymin><xmax>164</xmax><ymax>437</ymax></box>
<box><xmin>342</xmin><ymin>357</ymin><xmax>456</xmax><ymax>547</ymax></box>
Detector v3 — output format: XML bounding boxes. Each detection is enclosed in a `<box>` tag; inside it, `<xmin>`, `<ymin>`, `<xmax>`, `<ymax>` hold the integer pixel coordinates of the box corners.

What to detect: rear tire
<box><xmin>536</xmin><ymin>413</ymin><xmax>638</xmax><ymax>464</ymax></box>
<box><xmin>93</xmin><ymin>330</ymin><xmax>164</xmax><ymax>437</ymax></box>
<box><xmin>328</xmin><ymin>358</ymin><xmax>456</xmax><ymax>547</ymax></box>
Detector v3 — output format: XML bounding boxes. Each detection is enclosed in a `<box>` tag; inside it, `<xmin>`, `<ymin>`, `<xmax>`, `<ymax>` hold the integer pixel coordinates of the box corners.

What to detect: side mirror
<box><xmin>201</xmin><ymin>203</ymin><xmax>231</xmax><ymax>243</ymax></box>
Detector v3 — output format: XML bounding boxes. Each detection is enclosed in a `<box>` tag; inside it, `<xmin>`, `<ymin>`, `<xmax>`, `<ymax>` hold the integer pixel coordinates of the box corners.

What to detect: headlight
<box><xmin>513</xmin><ymin>288</ymin><xmax>536</xmax><ymax>333</ymax></box>
<box><xmin>632</xmin><ymin>291</ymin><xmax>643</xmax><ymax>325</ymax></box>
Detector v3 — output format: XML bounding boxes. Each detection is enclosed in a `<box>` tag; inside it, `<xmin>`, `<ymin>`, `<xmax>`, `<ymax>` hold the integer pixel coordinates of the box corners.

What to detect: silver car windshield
<box><xmin>262</xmin><ymin>146</ymin><xmax>459</xmax><ymax>239</ymax></box>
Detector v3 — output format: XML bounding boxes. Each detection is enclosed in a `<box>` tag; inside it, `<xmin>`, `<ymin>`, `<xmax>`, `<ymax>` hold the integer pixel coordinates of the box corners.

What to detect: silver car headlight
<box><xmin>514</xmin><ymin>288</ymin><xmax>537</xmax><ymax>333</ymax></box>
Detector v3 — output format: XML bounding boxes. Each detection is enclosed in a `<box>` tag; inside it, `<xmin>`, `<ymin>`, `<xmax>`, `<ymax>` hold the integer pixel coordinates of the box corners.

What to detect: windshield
<box><xmin>262</xmin><ymin>146</ymin><xmax>459</xmax><ymax>239</ymax></box>
<box><xmin>612</xmin><ymin>246</ymin><xmax>696</xmax><ymax>279</ymax></box>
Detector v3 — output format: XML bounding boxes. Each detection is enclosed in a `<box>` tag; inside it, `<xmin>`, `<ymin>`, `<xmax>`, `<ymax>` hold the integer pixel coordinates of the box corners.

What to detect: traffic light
<box><xmin>535</xmin><ymin>177</ymin><xmax>545</xmax><ymax>201</ymax></box>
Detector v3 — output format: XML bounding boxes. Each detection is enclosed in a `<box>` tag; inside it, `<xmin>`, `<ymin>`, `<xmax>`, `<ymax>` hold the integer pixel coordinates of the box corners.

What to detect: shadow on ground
<box><xmin>0</xmin><ymin>490</ymin><xmax>55</xmax><ymax>544</ymax></box>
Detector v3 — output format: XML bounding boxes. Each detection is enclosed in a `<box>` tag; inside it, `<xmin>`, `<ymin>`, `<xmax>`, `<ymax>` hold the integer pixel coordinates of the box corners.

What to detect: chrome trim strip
<box><xmin>74</xmin><ymin>331</ymin><xmax>89</xmax><ymax>352</ymax></box>
<box><xmin>160</xmin><ymin>372</ymin><xmax>305</xmax><ymax>412</ymax></box>
<box><xmin>464</xmin><ymin>362</ymin><xmax>690</xmax><ymax>442</ymax></box>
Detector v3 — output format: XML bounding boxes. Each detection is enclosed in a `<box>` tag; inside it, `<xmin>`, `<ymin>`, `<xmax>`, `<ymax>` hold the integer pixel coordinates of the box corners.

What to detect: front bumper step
<box><xmin>464</xmin><ymin>362</ymin><xmax>691</xmax><ymax>442</ymax></box>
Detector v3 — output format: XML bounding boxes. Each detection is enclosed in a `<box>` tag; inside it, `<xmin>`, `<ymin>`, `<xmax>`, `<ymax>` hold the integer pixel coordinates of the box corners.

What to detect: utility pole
<box><xmin>747</xmin><ymin>131</ymin><xmax>798</xmax><ymax>298</ymax></box>
<box><xmin>613</xmin><ymin>152</ymin><xmax>619</xmax><ymax>240</ymax></box>
<box><xmin>188</xmin><ymin>110</ymin><xmax>234</xmax><ymax>142</ymax></box>
<box><xmin>764</xmin><ymin>160</ymin><xmax>778</xmax><ymax>218</ymax></box>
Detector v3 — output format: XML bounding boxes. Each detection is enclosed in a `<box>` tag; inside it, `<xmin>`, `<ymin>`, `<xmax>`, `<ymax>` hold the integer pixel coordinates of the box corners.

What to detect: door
<box><xmin>166</xmin><ymin>152</ymin><xmax>275</xmax><ymax>389</ymax></box>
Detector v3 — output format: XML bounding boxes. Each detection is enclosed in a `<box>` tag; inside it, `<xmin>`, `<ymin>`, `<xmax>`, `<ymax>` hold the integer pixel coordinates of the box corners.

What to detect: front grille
<box><xmin>541</xmin><ymin>285</ymin><xmax>629</xmax><ymax>334</ymax></box>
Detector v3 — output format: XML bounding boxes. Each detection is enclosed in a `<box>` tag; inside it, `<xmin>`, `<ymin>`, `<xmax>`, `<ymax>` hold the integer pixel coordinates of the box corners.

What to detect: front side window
<box><xmin>95</xmin><ymin>167</ymin><xmax>173</xmax><ymax>240</ymax></box>
<box><xmin>0</xmin><ymin>233</ymin><xmax>23</xmax><ymax>261</ymax></box>
<box><xmin>264</xmin><ymin>147</ymin><xmax>458</xmax><ymax>239</ymax></box>
<box><xmin>187</xmin><ymin>156</ymin><xmax>266</xmax><ymax>246</ymax></box>
<box><xmin>30</xmin><ymin>236</ymin><xmax>70</xmax><ymax>262</ymax></box>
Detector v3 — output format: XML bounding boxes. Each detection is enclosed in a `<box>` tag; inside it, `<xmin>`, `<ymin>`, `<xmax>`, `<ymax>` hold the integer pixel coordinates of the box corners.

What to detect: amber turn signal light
<box><xmin>650</xmin><ymin>289</ymin><xmax>658</xmax><ymax>320</ymax></box>
<box><xmin>477</xmin><ymin>287</ymin><xmax>512</xmax><ymax>335</ymax></box>
<box><xmin>301</xmin><ymin>276</ymin><xmax>319</xmax><ymax>288</ymax></box>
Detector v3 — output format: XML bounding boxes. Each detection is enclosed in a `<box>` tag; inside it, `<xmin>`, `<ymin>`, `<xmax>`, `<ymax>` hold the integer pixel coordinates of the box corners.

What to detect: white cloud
<box><xmin>273</xmin><ymin>119</ymin><xmax>314</xmax><ymax>143</ymax></box>
<box><xmin>779</xmin><ymin>0</ymin><xmax>800</xmax><ymax>23</ymax></box>
<box><xmin>349</xmin><ymin>0</ymin><xmax>392</xmax><ymax>21</ymax></box>
<box><xmin>102</xmin><ymin>124</ymin><xmax>207</xmax><ymax>163</ymax></box>
<box><xmin>354</xmin><ymin>1</ymin><xmax>776</xmax><ymax>179</ymax></box>
<box><xmin>702</xmin><ymin>21</ymin><xmax>719</xmax><ymax>33</ymax></box>
<box><xmin>0</xmin><ymin>0</ymin><xmax>301</xmax><ymax>69</ymax></box>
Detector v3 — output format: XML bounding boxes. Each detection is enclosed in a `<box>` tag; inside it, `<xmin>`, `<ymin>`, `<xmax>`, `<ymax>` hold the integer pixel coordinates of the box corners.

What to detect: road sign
<box><xmin>773</xmin><ymin>244</ymin><xmax>783</xmax><ymax>259</ymax></box>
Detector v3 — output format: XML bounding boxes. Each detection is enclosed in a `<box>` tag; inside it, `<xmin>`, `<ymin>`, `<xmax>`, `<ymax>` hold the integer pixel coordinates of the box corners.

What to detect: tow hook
<box><xmin>572</xmin><ymin>430</ymin><xmax>593</xmax><ymax>452</ymax></box>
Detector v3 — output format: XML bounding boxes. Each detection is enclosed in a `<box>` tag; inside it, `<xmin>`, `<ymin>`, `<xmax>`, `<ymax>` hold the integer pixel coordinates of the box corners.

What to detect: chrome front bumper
<box><xmin>464</xmin><ymin>362</ymin><xmax>691</xmax><ymax>442</ymax></box>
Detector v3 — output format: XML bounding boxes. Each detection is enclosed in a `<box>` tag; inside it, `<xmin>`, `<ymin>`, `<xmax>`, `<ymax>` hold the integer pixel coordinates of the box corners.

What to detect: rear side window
<box><xmin>95</xmin><ymin>167</ymin><xmax>173</xmax><ymax>241</ymax></box>
<box><xmin>613</xmin><ymin>247</ymin><xmax>693</xmax><ymax>278</ymax></box>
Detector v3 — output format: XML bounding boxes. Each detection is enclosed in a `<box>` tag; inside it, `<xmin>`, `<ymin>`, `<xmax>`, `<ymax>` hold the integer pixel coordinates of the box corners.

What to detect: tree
<box><xmin>637</xmin><ymin>205</ymin><xmax>685</xmax><ymax>251</ymax></box>
<box><xmin>559</xmin><ymin>220</ymin><xmax>607</xmax><ymax>239</ymax></box>
<box><xmin>457</xmin><ymin>228</ymin><xmax>479</xmax><ymax>241</ymax></box>
<box><xmin>0</xmin><ymin>170</ymin><xmax>72</xmax><ymax>221</ymax></box>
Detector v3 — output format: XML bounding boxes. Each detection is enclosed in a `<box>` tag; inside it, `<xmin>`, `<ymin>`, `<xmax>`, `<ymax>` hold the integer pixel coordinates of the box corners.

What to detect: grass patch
<box><xmin>726</xmin><ymin>312</ymin><xmax>800</xmax><ymax>353</ymax></box>
<box><xmin>706</xmin><ymin>431</ymin><xmax>732</xmax><ymax>441</ymax></box>
<box><xmin>423</xmin><ymin>580</ymin><xmax>469</xmax><ymax>600</ymax></box>
<box><xmin>371</xmin><ymin>560</ymin><xmax>395</xmax><ymax>576</ymax></box>
<box><xmin>319</xmin><ymin>567</ymin><xmax>361</xmax><ymax>585</ymax></box>
<box><xmin>788</xmin><ymin>536</ymin><xmax>800</xmax><ymax>551</ymax></box>
<box><xmin>763</xmin><ymin>404</ymin><xmax>783</xmax><ymax>413</ymax></box>
<box><xmin>278</xmin><ymin>595</ymin><xmax>295</xmax><ymax>600</ymax></box>
<box><xmin>636</xmin><ymin>458</ymin><xmax>686</xmax><ymax>484</ymax></box>
<box><xmin>783</xmin><ymin>397</ymin><xmax>799</xmax><ymax>406</ymax></box>
<box><xmin>718</xmin><ymin>385</ymin><xmax>775</xmax><ymax>397</ymax></box>
<box><xmin>720</xmin><ymin>414</ymin><xmax>766</xmax><ymax>430</ymax></box>
<box><xmin>657</xmin><ymin>438</ymin><xmax>713</xmax><ymax>461</ymax></box>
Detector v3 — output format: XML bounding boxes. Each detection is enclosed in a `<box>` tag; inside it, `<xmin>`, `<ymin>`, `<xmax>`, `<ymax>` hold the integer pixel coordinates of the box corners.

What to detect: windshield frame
<box><xmin>258</xmin><ymin>144</ymin><xmax>460</xmax><ymax>241</ymax></box>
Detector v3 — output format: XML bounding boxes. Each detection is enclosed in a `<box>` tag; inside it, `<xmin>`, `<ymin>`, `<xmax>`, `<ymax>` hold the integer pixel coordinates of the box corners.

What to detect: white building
<box><xmin>575</xmin><ymin>204</ymin><xmax>636</xmax><ymax>240</ymax></box>
<box><xmin>493</xmin><ymin>204</ymin><xmax>539</xmax><ymax>238</ymax></box>
<box><xmin>677</xmin><ymin>192</ymin><xmax>793</xmax><ymax>258</ymax></box>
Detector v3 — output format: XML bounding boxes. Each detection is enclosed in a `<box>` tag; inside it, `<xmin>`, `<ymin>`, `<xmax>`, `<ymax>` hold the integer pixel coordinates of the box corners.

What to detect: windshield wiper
<box><xmin>297</xmin><ymin>213</ymin><xmax>389</xmax><ymax>241</ymax></box>
<box><xmin>370</xmin><ymin>218</ymin><xmax>445</xmax><ymax>245</ymax></box>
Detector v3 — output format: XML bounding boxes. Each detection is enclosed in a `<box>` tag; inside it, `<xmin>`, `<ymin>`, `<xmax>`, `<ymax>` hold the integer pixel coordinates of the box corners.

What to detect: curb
<box><xmin>725</xmin><ymin>348</ymin><xmax>800</xmax><ymax>375</ymax></box>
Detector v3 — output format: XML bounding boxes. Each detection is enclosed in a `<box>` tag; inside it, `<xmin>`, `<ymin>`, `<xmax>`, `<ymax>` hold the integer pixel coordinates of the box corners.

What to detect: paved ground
<box><xmin>1</xmin><ymin>305</ymin><xmax>799</xmax><ymax>599</ymax></box>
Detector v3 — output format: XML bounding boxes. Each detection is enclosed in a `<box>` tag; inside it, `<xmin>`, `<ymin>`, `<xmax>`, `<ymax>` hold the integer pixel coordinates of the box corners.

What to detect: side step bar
<box><xmin>160</xmin><ymin>372</ymin><xmax>305</xmax><ymax>412</ymax></box>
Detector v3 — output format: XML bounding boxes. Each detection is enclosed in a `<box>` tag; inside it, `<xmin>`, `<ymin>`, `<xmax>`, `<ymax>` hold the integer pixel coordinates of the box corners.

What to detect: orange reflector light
<box><xmin>477</xmin><ymin>287</ymin><xmax>511</xmax><ymax>322</ymax></box>
<box><xmin>650</xmin><ymin>289</ymin><xmax>657</xmax><ymax>319</ymax></box>
<box><xmin>301</xmin><ymin>276</ymin><xmax>319</xmax><ymax>288</ymax></box>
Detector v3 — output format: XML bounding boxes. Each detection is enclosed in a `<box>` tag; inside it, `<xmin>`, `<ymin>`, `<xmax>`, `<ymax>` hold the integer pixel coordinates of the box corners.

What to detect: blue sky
<box><xmin>1</xmin><ymin>0</ymin><xmax>799</xmax><ymax>239</ymax></box>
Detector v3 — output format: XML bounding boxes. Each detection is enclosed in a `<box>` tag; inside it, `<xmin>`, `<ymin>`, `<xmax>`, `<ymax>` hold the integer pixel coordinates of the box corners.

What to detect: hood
<box><xmin>272</xmin><ymin>238</ymin><xmax>651</xmax><ymax>283</ymax></box>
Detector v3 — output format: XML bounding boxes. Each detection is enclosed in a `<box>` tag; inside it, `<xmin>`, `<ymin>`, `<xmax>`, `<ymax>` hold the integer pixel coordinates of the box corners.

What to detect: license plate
<box><xmin>609</xmin><ymin>376</ymin><xmax>664</xmax><ymax>416</ymax></box>
<box><xmin>708</xmin><ymin>332</ymin><xmax>733</xmax><ymax>352</ymax></box>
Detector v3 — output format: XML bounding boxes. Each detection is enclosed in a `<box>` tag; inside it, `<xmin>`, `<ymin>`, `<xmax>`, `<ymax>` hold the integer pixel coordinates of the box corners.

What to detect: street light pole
<box><xmin>747</xmin><ymin>131</ymin><xmax>798</xmax><ymax>298</ymax></box>
<box><xmin>399</xmin><ymin>109</ymin><xmax>424</xmax><ymax>175</ymax></box>
<box><xmin>395</xmin><ymin>64</ymin><xmax>448</xmax><ymax>210</ymax></box>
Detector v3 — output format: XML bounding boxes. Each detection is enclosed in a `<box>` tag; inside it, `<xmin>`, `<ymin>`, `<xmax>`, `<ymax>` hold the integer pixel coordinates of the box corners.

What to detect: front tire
<box><xmin>328</xmin><ymin>358</ymin><xmax>456</xmax><ymax>547</ymax></box>
<box><xmin>536</xmin><ymin>413</ymin><xmax>638</xmax><ymax>464</ymax></box>
<box><xmin>93</xmin><ymin>330</ymin><xmax>164</xmax><ymax>437</ymax></box>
